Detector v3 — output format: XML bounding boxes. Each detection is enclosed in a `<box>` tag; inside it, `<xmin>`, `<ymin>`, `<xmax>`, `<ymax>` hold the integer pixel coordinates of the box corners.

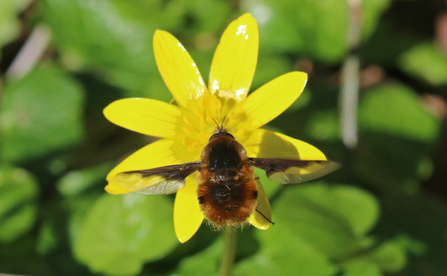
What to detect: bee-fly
<box><xmin>116</xmin><ymin>120</ymin><xmax>340</xmax><ymax>227</ymax></box>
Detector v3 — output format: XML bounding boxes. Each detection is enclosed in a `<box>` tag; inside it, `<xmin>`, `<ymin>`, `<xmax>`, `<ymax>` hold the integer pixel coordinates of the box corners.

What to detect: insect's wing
<box><xmin>248</xmin><ymin>174</ymin><xmax>273</xmax><ymax>230</ymax></box>
<box><xmin>112</xmin><ymin>162</ymin><xmax>201</xmax><ymax>195</ymax></box>
<box><xmin>250</xmin><ymin>158</ymin><xmax>340</xmax><ymax>184</ymax></box>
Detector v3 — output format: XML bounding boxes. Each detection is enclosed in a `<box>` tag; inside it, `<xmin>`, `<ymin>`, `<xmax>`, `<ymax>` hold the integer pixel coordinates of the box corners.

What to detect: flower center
<box><xmin>178</xmin><ymin>92</ymin><xmax>250</xmax><ymax>153</ymax></box>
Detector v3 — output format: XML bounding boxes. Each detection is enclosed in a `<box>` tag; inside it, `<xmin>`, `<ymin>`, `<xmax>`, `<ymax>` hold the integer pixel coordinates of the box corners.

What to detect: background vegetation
<box><xmin>1</xmin><ymin>0</ymin><xmax>447</xmax><ymax>275</ymax></box>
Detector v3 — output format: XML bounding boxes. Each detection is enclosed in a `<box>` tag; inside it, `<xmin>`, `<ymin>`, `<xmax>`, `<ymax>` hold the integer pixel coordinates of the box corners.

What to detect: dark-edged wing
<box><xmin>250</xmin><ymin>158</ymin><xmax>340</xmax><ymax>184</ymax></box>
<box><xmin>113</xmin><ymin>161</ymin><xmax>201</xmax><ymax>195</ymax></box>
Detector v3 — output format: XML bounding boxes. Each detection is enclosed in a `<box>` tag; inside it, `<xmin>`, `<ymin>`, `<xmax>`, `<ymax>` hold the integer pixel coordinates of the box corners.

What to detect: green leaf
<box><xmin>233</xmin><ymin>183</ymin><xmax>380</xmax><ymax>275</ymax></box>
<box><xmin>42</xmin><ymin>0</ymin><xmax>186</xmax><ymax>97</ymax></box>
<box><xmin>304</xmin><ymin>110</ymin><xmax>340</xmax><ymax>142</ymax></box>
<box><xmin>174</xmin><ymin>238</ymin><xmax>222</xmax><ymax>276</ymax></box>
<box><xmin>399</xmin><ymin>42</ymin><xmax>447</xmax><ymax>85</ymax></box>
<box><xmin>57</xmin><ymin>162</ymin><xmax>114</xmax><ymax>197</ymax></box>
<box><xmin>365</xmin><ymin>241</ymin><xmax>407</xmax><ymax>273</ymax></box>
<box><xmin>0</xmin><ymin>166</ymin><xmax>38</xmax><ymax>243</ymax></box>
<box><xmin>361</xmin><ymin>0</ymin><xmax>390</xmax><ymax>41</ymax></box>
<box><xmin>254</xmin><ymin>167</ymin><xmax>281</xmax><ymax>198</ymax></box>
<box><xmin>268</xmin><ymin>183</ymin><xmax>379</xmax><ymax>259</ymax></box>
<box><xmin>243</xmin><ymin>0</ymin><xmax>347</xmax><ymax>62</ymax></box>
<box><xmin>251</xmin><ymin>55</ymin><xmax>293</xmax><ymax>90</ymax></box>
<box><xmin>0</xmin><ymin>65</ymin><xmax>84</xmax><ymax>163</ymax></box>
<box><xmin>0</xmin><ymin>234</ymin><xmax>53</xmax><ymax>275</ymax></box>
<box><xmin>184</xmin><ymin>0</ymin><xmax>231</xmax><ymax>33</ymax></box>
<box><xmin>416</xmin><ymin>157</ymin><xmax>434</xmax><ymax>181</ymax></box>
<box><xmin>340</xmin><ymin>240</ymin><xmax>407</xmax><ymax>275</ymax></box>
<box><xmin>341</xmin><ymin>260</ymin><xmax>381</xmax><ymax>276</ymax></box>
<box><xmin>66</xmin><ymin>192</ymin><xmax>103</xmax><ymax>247</ymax></box>
<box><xmin>287</xmin><ymin>87</ymin><xmax>312</xmax><ymax>113</ymax></box>
<box><xmin>242</xmin><ymin>0</ymin><xmax>389</xmax><ymax>62</ymax></box>
<box><xmin>373</xmin><ymin>193</ymin><xmax>447</xmax><ymax>276</ymax></box>
<box><xmin>393</xmin><ymin>234</ymin><xmax>427</xmax><ymax>256</ymax></box>
<box><xmin>74</xmin><ymin>193</ymin><xmax>177</xmax><ymax>275</ymax></box>
<box><xmin>328</xmin><ymin>186</ymin><xmax>379</xmax><ymax>235</ymax></box>
<box><xmin>0</xmin><ymin>0</ymin><xmax>28</xmax><ymax>49</ymax></box>
<box><xmin>356</xmin><ymin>84</ymin><xmax>440</xmax><ymax>193</ymax></box>
<box><xmin>234</xmin><ymin>233</ymin><xmax>337</xmax><ymax>276</ymax></box>
<box><xmin>359</xmin><ymin>82</ymin><xmax>439</xmax><ymax>143</ymax></box>
<box><xmin>36</xmin><ymin>220</ymin><xmax>58</xmax><ymax>255</ymax></box>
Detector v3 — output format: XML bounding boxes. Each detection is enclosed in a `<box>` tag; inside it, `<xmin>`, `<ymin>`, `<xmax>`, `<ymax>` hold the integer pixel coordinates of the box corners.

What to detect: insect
<box><xmin>115</xmin><ymin>122</ymin><xmax>340</xmax><ymax>228</ymax></box>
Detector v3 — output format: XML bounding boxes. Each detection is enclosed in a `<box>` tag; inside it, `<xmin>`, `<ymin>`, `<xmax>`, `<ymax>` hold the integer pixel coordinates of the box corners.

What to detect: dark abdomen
<box><xmin>197</xmin><ymin>174</ymin><xmax>257</xmax><ymax>227</ymax></box>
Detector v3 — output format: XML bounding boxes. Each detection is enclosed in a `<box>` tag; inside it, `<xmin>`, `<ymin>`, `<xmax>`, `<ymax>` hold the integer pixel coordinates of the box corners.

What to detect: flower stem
<box><xmin>219</xmin><ymin>230</ymin><xmax>237</xmax><ymax>276</ymax></box>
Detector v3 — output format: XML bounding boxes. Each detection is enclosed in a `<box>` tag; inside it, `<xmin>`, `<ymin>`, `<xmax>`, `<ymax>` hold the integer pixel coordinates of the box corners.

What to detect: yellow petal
<box><xmin>243</xmin><ymin>129</ymin><xmax>327</xmax><ymax>160</ymax></box>
<box><xmin>105</xmin><ymin>139</ymin><xmax>197</xmax><ymax>194</ymax></box>
<box><xmin>174</xmin><ymin>173</ymin><xmax>204</xmax><ymax>243</ymax></box>
<box><xmin>153</xmin><ymin>30</ymin><xmax>207</xmax><ymax>108</ymax></box>
<box><xmin>248</xmin><ymin>176</ymin><xmax>272</xmax><ymax>230</ymax></box>
<box><xmin>208</xmin><ymin>13</ymin><xmax>258</xmax><ymax>100</ymax></box>
<box><xmin>104</xmin><ymin>98</ymin><xmax>182</xmax><ymax>138</ymax></box>
<box><xmin>236</xmin><ymin>72</ymin><xmax>307</xmax><ymax>131</ymax></box>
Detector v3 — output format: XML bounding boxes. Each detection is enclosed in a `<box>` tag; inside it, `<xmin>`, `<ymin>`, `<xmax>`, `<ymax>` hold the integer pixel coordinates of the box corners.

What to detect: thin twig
<box><xmin>340</xmin><ymin>0</ymin><xmax>362</xmax><ymax>149</ymax></box>
<box><xmin>5</xmin><ymin>24</ymin><xmax>52</xmax><ymax>80</ymax></box>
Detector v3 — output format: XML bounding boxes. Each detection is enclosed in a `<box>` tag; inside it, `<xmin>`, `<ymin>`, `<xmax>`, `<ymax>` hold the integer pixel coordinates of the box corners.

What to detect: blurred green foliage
<box><xmin>1</xmin><ymin>65</ymin><xmax>84</xmax><ymax>163</ymax></box>
<box><xmin>1</xmin><ymin>0</ymin><xmax>447</xmax><ymax>275</ymax></box>
<box><xmin>399</xmin><ymin>43</ymin><xmax>447</xmax><ymax>85</ymax></box>
<box><xmin>0</xmin><ymin>166</ymin><xmax>38</xmax><ymax>243</ymax></box>
<box><xmin>74</xmin><ymin>194</ymin><xmax>177</xmax><ymax>275</ymax></box>
<box><xmin>0</xmin><ymin>0</ymin><xmax>29</xmax><ymax>57</ymax></box>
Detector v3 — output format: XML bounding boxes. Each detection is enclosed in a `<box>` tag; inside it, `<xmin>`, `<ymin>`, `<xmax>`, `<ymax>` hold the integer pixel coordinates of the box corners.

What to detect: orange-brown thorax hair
<box><xmin>197</xmin><ymin>129</ymin><xmax>257</xmax><ymax>227</ymax></box>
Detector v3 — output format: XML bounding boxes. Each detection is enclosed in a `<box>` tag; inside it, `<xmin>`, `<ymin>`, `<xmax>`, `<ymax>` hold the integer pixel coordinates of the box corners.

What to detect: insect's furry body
<box><xmin>197</xmin><ymin>132</ymin><xmax>258</xmax><ymax>227</ymax></box>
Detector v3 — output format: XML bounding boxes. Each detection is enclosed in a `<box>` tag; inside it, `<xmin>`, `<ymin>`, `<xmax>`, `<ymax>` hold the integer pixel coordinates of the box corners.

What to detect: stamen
<box><xmin>233</xmin><ymin>129</ymin><xmax>245</xmax><ymax>138</ymax></box>
<box><xmin>182</xmin><ymin>126</ymin><xmax>196</xmax><ymax>135</ymax></box>
<box><xmin>208</xmin><ymin>94</ymin><xmax>221</xmax><ymax>117</ymax></box>
<box><xmin>193</xmin><ymin>106</ymin><xmax>202</xmax><ymax>118</ymax></box>
<box><xmin>199</xmin><ymin>116</ymin><xmax>205</xmax><ymax>129</ymax></box>
<box><xmin>198</xmin><ymin>132</ymin><xmax>210</xmax><ymax>143</ymax></box>
<box><xmin>183</xmin><ymin>114</ymin><xmax>197</xmax><ymax>128</ymax></box>
<box><xmin>182</xmin><ymin>136</ymin><xmax>195</xmax><ymax>146</ymax></box>
<box><xmin>188</xmin><ymin>142</ymin><xmax>203</xmax><ymax>152</ymax></box>
<box><xmin>202</xmin><ymin>92</ymin><xmax>210</xmax><ymax>108</ymax></box>
<box><xmin>227</xmin><ymin>111</ymin><xmax>236</xmax><ymax>128</ymax></box>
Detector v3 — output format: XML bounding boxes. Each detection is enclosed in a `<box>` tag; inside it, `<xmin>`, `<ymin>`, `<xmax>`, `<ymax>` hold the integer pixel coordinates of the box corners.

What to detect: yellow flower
<box><xmin>104</xmin><ymin>14</ymin><xmax>329</xmax><ymax>243</ymax></box>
